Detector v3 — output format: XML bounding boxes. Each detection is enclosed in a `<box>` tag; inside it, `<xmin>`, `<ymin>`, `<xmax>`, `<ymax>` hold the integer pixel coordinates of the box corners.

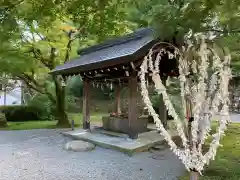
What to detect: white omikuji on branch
<box><xmin>139</xmin><ymin>36</ymin><xmax>232</xmax><ymax>173</ymax></box>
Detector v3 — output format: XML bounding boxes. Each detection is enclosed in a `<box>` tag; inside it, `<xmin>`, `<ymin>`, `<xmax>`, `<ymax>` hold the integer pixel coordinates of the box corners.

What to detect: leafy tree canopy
<box><xmin>127</xmin><ymin>0</ymin><xmax>240</xmax><ymax>74</ymax></box>
<box><xmin>128</xmin><ymin>0</ymin><xmax>240</xmax><ymax>40</ymax></box>
<box><xmin>0</xmin><ymin>0</ymin><xmax>130</xmax><ymax>125</ymax></box>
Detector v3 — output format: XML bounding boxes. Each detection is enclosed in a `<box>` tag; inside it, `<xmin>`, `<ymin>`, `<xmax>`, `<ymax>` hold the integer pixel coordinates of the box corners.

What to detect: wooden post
<box><xmin>190</xmin><ymin>171</ymin><xmax>199</xmax><ymax>180</ymax></box>
<box><xmin>187</xmin><ymin>98</ymin><xmax>200</xmax><ymax>180</ymax></box>
<box><xmin>159</xmin><ymin>76</ymin><xmax>168</xmax><ymax>129</ymax></box>
<box><xmin>115</xmin><ymin>84</ymin><xmax>121</xmax><ymax>114</ymax></box>
<box><xmin>128</xmin><ymin>72</ymin><xmax>138</xmax><ymax>139</ymax></box>
<box><xmin>83</xmin><ymin>78</ymin><xmax>90</xmax><ymax>130</ymax></box>
<box><xmin>20</xmin><ymin>81</ymin><xmax>24</xmax><ymax>105</ymax></box>
<box><xmin>3</xmin><ymin>82</ymin><xmax>6</xmax><ymax>106</ymax></box>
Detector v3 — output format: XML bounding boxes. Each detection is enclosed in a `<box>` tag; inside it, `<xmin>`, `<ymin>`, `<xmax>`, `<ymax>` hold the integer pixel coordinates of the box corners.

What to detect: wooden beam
<box><xmin>128</xmin><ymin>72</ymin><xmax>138</xmax><ymax>139</ymax></box>
<box><xmin>115</xmin><ymin>84</ymin><xmax>121</xmax><ymax>114</ymax></box>
<box><xmin>82</xmin><ymin>78</ymin><xmax>90</xmax><ymax>130</ymax></box>
<box><xmin>158</xmin><ymin>76</ymin><xmax>168</xmax><ymax>129</ymax></box>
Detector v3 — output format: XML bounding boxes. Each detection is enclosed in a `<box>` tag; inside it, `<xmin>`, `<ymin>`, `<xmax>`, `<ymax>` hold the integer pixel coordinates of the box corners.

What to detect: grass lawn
<box><xmin>180</xmin><ymin>123</ymin><xmax>240</xmax><ymax>180</ymax></box>
<box><xmin>0</xmin><ymin>112</ymin><xmax>106</xmax><ymax>130</ymax></box>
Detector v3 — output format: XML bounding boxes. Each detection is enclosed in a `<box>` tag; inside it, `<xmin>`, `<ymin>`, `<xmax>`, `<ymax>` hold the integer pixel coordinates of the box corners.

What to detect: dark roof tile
<box><xmin>51</xmin><ymin>28</ymin><xmax>154</xmax><ymax>75</ymax></box>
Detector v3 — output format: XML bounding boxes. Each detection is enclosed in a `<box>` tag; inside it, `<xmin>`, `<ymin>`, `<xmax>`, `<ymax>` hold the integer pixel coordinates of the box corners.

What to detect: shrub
<box><xmin>67</xmin><ymin>76</ymin><xmax>83</xmax><ymax>98</ymax></box>
<box><xmin>66</xmin><ymin>95</ymin><xmax>79</xmax><ymax>113</ymax></box>
<box><xmin>0</xmin><ymin>113</ymin><xmax>7</xmax><ymax>127</ymax></box>
<box><xmin>67</xmin><ymin>75</ymin><xmax>114</xmax><ymax>100</ymax></box>
<box><xmin>0</xmin><ymin>105</ymin><xmax>47</xmax><ymax>122</ymax></box>
<box><xmin>27</xmin><ymin>93</ymin><xmax>55</xmax><ymax>120</ymax></box>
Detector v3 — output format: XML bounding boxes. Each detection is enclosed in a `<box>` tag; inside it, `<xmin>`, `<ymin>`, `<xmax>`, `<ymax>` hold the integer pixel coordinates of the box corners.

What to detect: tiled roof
<box><xmin>51</xmin><ymin>28</ymin><xmax>154</xmax><ymax>75</ymax></box>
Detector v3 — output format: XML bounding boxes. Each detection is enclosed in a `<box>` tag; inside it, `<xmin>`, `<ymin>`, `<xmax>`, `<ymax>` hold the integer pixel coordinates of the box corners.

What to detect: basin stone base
<box><xmin>102</xmin><ymin>116</ymin><xmax>148</xmax><ymax>134</ymax></box>
<box><xmin>64</xmin><ymin>140</ymin><xmax>95</xmax><ymax>152</ymax></box>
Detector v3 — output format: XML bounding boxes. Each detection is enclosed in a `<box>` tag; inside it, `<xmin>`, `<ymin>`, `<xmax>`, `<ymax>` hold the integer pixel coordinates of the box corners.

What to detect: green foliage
<box><xmin>216</xmin><ymin>34</ymin><xmax>240</xmax><ymax>75</ymax></box>
<box><xmin>65</xmin><ymin>0</ymin><xmax>131</xmax><ymax>42</ymax></box>
<box><xmin>67</xmin><ymin>76</ymin><xmax>83</xmax><ymax>98</ymax></box>
<box><xmin>0</xmin><ymin>112</ymin><xmax>105</xmax><ymax>130</ymax></box>
<box><xmin>180</xmin><ymin>123</ymin><xmax>240</xmax><ymax>180</ymax></box>
<box><xmin>150</xmin><ymin>93</ymin><xmax>160</xmax><ymax>109</ymax></box>
<box><xmin>65</xmin><ymin>95</ymin><xmax>78</xmax><ymax>113</ymax></box>
<box><xmin>128</xmin><ymin>0</ymin><xmax>240</xmax><ymax>41</ymax></box>
<box><xmin>1</xmin><ymin>105</ymin><xmax>45</xmax><ymax>122</ymax></box>
<box><xmin>1</xmin><ymin>121</ymin><xmax>57</xmax><ymax>130</ymax></box>
<box><xmin>67</xmin><ymin>76</ymin><xmax>115</xmax><ymax>100</ymax></box>
<box><xmin>127</xmin><ymin>0</ymin><xmax>240</xmax><ymax>73</ymax></box>
<box><xmin>27</xmin><ymin>93</ymin><xmax>55</xmax><ymax>120</ymax></box>
<box><xmin>0</xmin><ymin>0</ymin><xmax>131</xmax><ymax>125</ymax></box>
<box><xmin>150</xmin><ymin>92</ymin><xmax>183</xmax><ymax>120</ymax></box>
<box><xmin>0</xmin><ymin>112</ymin><xmax>7</xmax><ymax>127</ymax></box>
<box><xmin>94</xmin><ymin>87</ymin><xmax>115</xmax><ymax>100</ymax></box>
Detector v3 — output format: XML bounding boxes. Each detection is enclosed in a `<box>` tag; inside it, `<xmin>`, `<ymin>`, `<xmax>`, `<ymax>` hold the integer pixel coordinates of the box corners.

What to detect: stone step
<box><xmin>61</xmin><ymin>128</ymin><xmax>178</xmax><ymax>155</ymax></box>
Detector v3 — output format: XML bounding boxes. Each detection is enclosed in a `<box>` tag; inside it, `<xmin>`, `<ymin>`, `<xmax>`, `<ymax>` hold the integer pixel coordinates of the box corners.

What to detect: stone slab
<box><xmin>102</xmin><ymin>116</ymin><xmax>148</xmax><ymax>134</ymax></box>
<box><xmin>64</xmin><ymin>140</ymin><xmax>95</xmax><ymax>152</ymax></box>
<box><xmin>93</xmin><ymin>127</ymin><xmax>129</xmax><ymax>138</ymax></box>
<box><xmin>61</xmin><ymin>128</ymin><xmax>177</xmax><ymax>155</ymax></box>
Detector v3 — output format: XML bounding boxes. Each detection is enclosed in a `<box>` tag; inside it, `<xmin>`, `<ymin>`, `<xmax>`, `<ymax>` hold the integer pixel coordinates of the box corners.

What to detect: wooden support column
<box><xmin>115</xmin><ymin>84</ymin><xmax>121</xmax><ymax>114</ymax></box>
<box><xmin>159</xmin><ymin>76</ymin><xmax>168</xmax><ymax>129</ymax></box>
<box><xmin>128</xmin><ymin>72</ymin><xmax>138</xmax><ymax>139</ymax></box>
<box><xmin>187</xmin><ymin>97</ymin><xmax>200</xmax><ymax>179</ymax></box>
<box><xmin>82</xmin><ymin>78</ymin><xmax>90</xmax><ymax>130</ymax></box>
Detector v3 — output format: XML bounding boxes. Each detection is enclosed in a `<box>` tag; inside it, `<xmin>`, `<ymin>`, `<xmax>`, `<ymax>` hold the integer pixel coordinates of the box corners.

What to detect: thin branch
<box><xmin>208</xmin><ymin>28</ymin><xmax>240</xmax><ymax>34</ymax></box>
<box><xmin>35</xmin><ymin>32</ymin><xmax>44</xmax><ymax>41</ymax></box>
<box><xmin>168</xmin><ymin>0</ymin><xmax>174</xmax><ymax>5</ymax></box>
<box><xmin>31</xmin><ymin>31</ymin><xmax>36</xmax><ymax>42</ymax></box>
<box><xmin>31</xmin><ymin>48</ymin><xmax>50</xmax><ymax>68</ymax></box>
<box><xmin>3</xmin><ymin>0</ymin><xmax>24</xmax><ymax>10</ymax></box>
<box><xmin>21</xmin><ymin>73</ymin><xmax>45</xmax><ymax>92</ymax></box>
<box><xmin>18</xmin><ymin>74</ymin><xmax>56</xmax><ymax>103</ymax></box>
<box><xmin>22</xmin><ymin>78</ymin><xmax>43</xmax><ymax>93</ymax></box>
<box><xmin>18</xmin><ymin>74</ymin><xmax>44</xmax><ymax>94</ymax></box>
<box><xmin>63</xmin><ymin>30</ymin><xmax>79</xmax><ymax>63</ymax></box>
<box><xmin>20</xmin><ymin>33</ymin><xmax>32</xmax><ymax>44</ymax></box>
<box><xmin>179</xmin><ymin>0</ymin><xmax>185</xmax><ymax>9</ymax></box>
<box><xmin>64</xmin><ymin>31</ymin><xmax>74</xmax><ymax>63</ymax></box>
<box><xmin>20</xmin><ymin>33</ymin><xmax>50</xmax><ymax>69</ymax></box>
<box><xmin>48</xmin><ymin>47</ymin><xmax>56</xmax><ymax>69</ymax></box>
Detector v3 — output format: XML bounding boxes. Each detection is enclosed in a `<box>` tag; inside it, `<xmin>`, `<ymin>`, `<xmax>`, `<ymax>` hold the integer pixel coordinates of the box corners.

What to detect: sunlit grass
<box><xmin>0</xmin><ymin>113</ymin><xmax>106</xmax><ymax>130</ymax></box>
<box><xmin>180</xmin><ymin>123</ymin><xmax>240</xmax><ymax>180</ymax></box>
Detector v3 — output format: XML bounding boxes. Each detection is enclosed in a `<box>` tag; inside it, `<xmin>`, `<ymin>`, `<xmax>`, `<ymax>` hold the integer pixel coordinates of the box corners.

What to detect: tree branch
<box><xmin>20</xmin><ymin>33</ymin><xmax>53</xmax><ymax>70</ymax></box>
<box><xmin>208</xmin><ymin>28</ymin><xmax>240</xmax><ymax>34</ymax></box>
<box><xmin>35</xmin><ymin>32</ymin><xmax>44</xmax><ymax>41</ymax></box>
<box><xmin>168</xmin><ymin>0</ymin><xmax>174</xmax><ymax>5</ymax></box>
<box><xmin>3</xmin><ymin>0</ymin><xmax>24</xmax><ymax>10</ymax></box>
<box><xmin>31</xmin><ymin>48</ymin><xmax>51</xmax><ymax>68</ymax></box>
<box><xmin>49</xmin><ymin>47</ymin><xmax>56</xmax><ymax>69</ymax></box>
<box><xmin>19</xmin><ymin>73</ymin><xmax>44</xmax><ymax>92</ymax></box>
<box><xmin>64</xmin><ymin>30</ymin><xmax>75</xmax><ymax>63</ymax></box>
<box><xmin>18</xmin><ymin>74</ymin><xmax>56</xmax><ymax>103</ymax></box>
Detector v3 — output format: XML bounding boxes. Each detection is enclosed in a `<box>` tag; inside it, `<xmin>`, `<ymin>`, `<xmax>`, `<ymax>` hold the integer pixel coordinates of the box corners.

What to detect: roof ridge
<box><xmin>77</xmin><ymin>28</ymin><xmax>153</xmax><ymax>55</ymax></box>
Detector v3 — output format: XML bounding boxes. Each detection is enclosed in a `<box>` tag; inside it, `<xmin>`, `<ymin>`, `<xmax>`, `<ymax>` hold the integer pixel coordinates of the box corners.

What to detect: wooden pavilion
<box><xmin>51</xmin><ymin>28</ymin><xmax>178</xmax><ymax>139</ymax></box>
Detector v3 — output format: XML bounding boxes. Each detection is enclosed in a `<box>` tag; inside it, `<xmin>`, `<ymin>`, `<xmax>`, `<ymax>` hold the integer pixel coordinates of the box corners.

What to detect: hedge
<box><xmin>0</xmin><ymin>113</ymin><xmax>7</xmax><ymax>126</ymax></box>
<box><xmin>0</xmin><ymin>105</ymin><xmax>48</xmax><ymax>122</ymax></box>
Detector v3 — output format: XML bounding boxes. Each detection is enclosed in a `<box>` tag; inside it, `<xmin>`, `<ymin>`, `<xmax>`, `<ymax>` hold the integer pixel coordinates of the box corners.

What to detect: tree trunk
<box><xmin>3</xmin><ymin>83</ymin><xmax>6</xmax><ymax>105</ymax></box>
<box><xmin>159</xmin><ymin>76</ymin><xmax>168</xmax><ymax>129</ymax></box>
<box><xmin>187</xmin><ymin>98</ymin><xmax>200</xmax><ymax>180</ymax></box>
<box><xmin>20</xmin><ymin>81</ymin><xmax>24</xmax><ymax>105</ymax></box>
<box><xmin>190</xmin><ymin>171</ymin><xmax>199</xmax><ymax>180</ymax></box>
<box><xmin>53</xmin><ymin>76</ymin><xmax>70</xmax><ymax>127</ymax></box>
<box><xmin>0</xmin><ymin>113</ymin><xmax>7</xmax><ymax>127</ymax></box>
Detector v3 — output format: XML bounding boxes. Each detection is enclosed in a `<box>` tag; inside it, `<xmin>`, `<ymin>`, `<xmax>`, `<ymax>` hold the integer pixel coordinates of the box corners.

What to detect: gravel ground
<box><xmin>0</xmin><ymin>129</ymin><xmax>185</xmax><ymax>180</ymax></box>
<box><xmin>214</xmin><ymin>113</ymin><xmax>240</xmax><ymax>123</ymax></box>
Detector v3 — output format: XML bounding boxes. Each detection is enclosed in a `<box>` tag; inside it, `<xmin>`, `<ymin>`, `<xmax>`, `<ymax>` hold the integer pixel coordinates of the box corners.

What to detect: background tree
<box><xmin>127</xmin><ymin>0</ymin><xmax>240</xmax><ymax>72</ymax></box>
<box><xmin>126</xmin><ymin>0</ymin><xmax>240</xmax><ymax>125</ymax></box>
<box><xmin>0</xmin><ymin>0</ymin><xmax>130</xmax><ymax>126</ymax></box>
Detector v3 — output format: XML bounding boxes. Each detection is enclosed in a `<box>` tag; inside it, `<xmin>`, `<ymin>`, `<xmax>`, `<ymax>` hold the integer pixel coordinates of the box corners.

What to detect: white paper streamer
<box><xmin>139</xmin><ymin>36</ymin><xmax>231</xmax><ymax>173</ymax></box>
